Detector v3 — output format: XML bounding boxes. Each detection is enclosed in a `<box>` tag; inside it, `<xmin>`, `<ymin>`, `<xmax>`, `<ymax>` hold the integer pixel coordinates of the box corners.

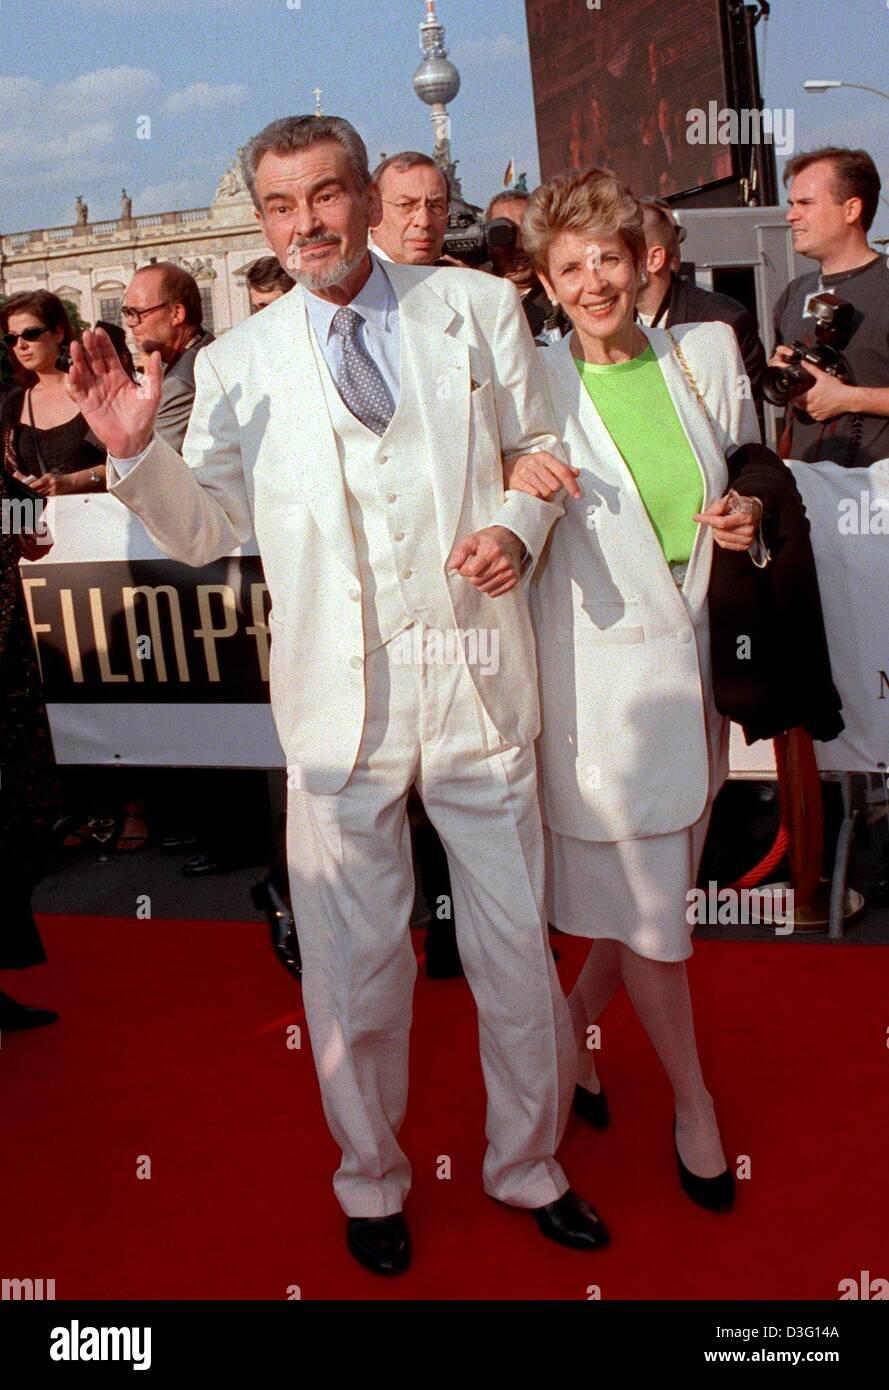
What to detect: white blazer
<box><xmin>107</xmin><ymin>261</ymin><xmax>565</xmax><ymax>794</ymax></box>
<box><xmin>531</xmin><ymin>320</ymin><xmax>761</xmax><ymax>842</ymax></box>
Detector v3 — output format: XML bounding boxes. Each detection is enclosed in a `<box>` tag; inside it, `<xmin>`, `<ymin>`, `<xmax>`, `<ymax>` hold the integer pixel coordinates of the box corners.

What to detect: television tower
<box><xmin>412</xmin><ymin>1</ymin><xmax>464</xmax><ymax>201</ymax></box>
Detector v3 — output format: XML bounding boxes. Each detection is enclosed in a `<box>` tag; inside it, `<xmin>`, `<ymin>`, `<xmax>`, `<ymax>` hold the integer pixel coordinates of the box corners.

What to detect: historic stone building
<box><xmin>0</xmin><ymin>151</ymin><xmax>267</xmax><ymax>335</ymax></box>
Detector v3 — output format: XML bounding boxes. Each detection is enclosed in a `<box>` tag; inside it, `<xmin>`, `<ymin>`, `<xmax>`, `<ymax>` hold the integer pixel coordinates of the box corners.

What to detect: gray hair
<box><xmin>371</xmin><ymin>151</ymin><xmax>450</xmax><ymax>203</ymax></box>
<box><xmin>241</xmin><ymin>115</ymin><xmax>371</xmax><ymax>210</ymax></box>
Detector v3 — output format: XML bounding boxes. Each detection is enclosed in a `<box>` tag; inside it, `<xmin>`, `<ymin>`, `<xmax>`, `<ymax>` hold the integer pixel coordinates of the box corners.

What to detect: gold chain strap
<box><xmin>666</xmin><ymin>328</ymin><xmax>771</xmax><ymax>568</ymax></box>
<box><xmin>665</xmin><ymin>327</ymin><xmax>724</xmax><ymax>457</ymax></box>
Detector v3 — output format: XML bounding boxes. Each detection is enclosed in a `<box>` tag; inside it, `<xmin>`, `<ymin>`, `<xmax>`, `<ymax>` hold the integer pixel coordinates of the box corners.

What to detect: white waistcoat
<box><xmin>311</xmin><ymin>332</ymin><xmax>451</xmax><ymax>651</ymax></box>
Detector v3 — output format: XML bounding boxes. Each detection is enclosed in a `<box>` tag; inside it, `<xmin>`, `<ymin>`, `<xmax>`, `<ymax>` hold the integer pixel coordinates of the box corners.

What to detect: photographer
<box><xmin>770</xmin><ymin>146</ymin><xmax>889</xmax><ymax>467</ymax></box>
<box><xmin>484</xmin><ymin>189</ymin><xmax>569</xmax><ymax>340</ymax></box>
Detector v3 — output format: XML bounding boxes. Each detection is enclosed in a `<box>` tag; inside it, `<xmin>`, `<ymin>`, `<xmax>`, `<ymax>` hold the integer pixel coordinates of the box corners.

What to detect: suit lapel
<box><xmin>643</xmin><ymin>325</ymin><xmax>727</xmax><ymax>609</ymax></box>
<box><xmin>384</xmin><ymin>263</ymin><xmax>468</xmax><ymax>559</ymax></box>
<box><xmin>265</xmin><ymin>285</ymin><xmax>359</xmax><ymax>578</ymax></box>
<box><xmin>264</xmin><ymin>266</ymin><xmax>467</xmax><ymax>575</ymax></box>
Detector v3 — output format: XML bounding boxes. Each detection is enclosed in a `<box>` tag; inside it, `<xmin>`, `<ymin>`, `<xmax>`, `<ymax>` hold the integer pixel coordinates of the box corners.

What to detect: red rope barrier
<box><xmin>727</xmin><ymin>823</ymin><xmax>790</xmax><ymax>891</ymax></box>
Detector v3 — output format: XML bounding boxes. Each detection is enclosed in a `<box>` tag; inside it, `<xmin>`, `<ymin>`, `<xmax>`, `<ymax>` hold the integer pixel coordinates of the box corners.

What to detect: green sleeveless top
<box><xmin>574</xmin><ymin>343</ymin><xmax>703</xmax><ymax>564</ymax></box>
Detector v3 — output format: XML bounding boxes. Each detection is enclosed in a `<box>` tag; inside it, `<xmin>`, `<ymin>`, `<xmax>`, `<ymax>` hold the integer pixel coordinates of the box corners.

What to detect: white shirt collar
<box><xmin>303</xmin><ymin>252</ymin><xmax>397</xmax><ymax>343</ymax></box>
<box><xmin>368</xmin><ymin>238</ymin><xmax>394</xmax><ymax>263</ymax></box>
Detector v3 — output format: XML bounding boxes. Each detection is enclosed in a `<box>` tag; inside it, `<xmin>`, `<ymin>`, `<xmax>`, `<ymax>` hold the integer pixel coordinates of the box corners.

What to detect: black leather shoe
<box><xmin>183</xmin><ymin>851</ymin><xmax>226</xmax><ymax>877</ymax></box>
<box><xmin>533</xmin><ymin>1189</ymin><xmax>610</xmax><ymax>1250</ymax></box>
<box><xmin>674</xmin><ymin>1120</ymin><xmax>735</xmax><ymax>1212</ymax></box>
<box><xmin>572</xmin><ymin>1082</ymin><xmax>610</xmax><ymax>1129</ymax></box>
<box><xmin>160</xmin><ymin>832</ymin><xmax>199</xmax><ymax>854</ymax></box>
<box><xmin>346</xmin><ymin>1213</ymin><xmax>411</xmax><ymax>1276</ymax></box>
<box><xmin>251</xmin><ymin>872</ymin><xmax>302</xmax><ymax>980</ymax></box>
<box><xmin>0</xmin><ymin>991</ymin><xmax>59</xmax><ymax>1031</ymax></box>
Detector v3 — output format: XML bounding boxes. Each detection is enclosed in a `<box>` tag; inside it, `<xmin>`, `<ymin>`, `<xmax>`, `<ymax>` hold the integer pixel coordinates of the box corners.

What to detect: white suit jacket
<box><xmin>531</xmin><ymin>320</ymin><xmax>761</xmax><ymax>842</ymax></box>
<box><xmin>107</xmin><ymin>261</ymin><xmax>565</xmax><ymax>793</ymax></box>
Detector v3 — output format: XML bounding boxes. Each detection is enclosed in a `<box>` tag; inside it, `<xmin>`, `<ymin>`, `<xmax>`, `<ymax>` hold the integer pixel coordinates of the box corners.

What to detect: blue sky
<box><xmin>1</xmin><ymin>0</ymin><xmax>887</xmax><ymax>239</ymax></box>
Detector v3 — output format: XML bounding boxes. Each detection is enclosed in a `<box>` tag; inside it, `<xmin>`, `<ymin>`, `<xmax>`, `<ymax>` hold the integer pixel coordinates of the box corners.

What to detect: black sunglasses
<box><xmin>2</xmin><ymin>325</ymin><xmax>52</xmax><ymax>347</ymax></box>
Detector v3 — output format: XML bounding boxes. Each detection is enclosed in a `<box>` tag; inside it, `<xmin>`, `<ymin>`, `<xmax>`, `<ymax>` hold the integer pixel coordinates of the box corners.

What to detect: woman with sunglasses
<box><xmin>0</xmin><ymin>291</ymin><xmax>106</xmax><ymax>496</ymax></box>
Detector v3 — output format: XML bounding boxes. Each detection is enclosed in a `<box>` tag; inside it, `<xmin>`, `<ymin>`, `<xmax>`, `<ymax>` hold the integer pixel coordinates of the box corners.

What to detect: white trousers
<box><xmin>285</xmin><ymin>626</ymin><xmax>574</xmax><ymax>1217</ymax></box>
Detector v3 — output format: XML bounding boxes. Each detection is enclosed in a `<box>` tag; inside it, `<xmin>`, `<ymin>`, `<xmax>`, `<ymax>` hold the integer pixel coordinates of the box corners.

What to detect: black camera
<box><xmin>439</xmin><ymin>213</ymin><xmax>520</xmax><ymax>268</ymax></box>
<box><xmin>762</xmin><ymin>291</ymin><xmax>854</xmax><ymax>408</ymax></box>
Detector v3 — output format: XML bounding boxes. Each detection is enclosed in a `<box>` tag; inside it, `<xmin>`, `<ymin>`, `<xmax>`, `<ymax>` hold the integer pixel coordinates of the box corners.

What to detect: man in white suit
<box><xmin>65</xmin><ymin>115</ymin><xmax>607</xmax><ymax>1275</ymax></box>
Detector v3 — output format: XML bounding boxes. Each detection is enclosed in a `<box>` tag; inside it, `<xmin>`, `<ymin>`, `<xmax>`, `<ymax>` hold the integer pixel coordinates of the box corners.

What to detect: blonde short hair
<box><xmin>523</xmin><ymin>168</ymin><xmax>646</xmax><ymax>276</ymax></box>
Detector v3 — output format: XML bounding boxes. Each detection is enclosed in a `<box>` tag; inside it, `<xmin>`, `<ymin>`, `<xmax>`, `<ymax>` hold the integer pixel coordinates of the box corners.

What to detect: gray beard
<box><xmin>291</xmin><ymin>242</ymin><xmax>367</xmax><ymax>291</ymax></box>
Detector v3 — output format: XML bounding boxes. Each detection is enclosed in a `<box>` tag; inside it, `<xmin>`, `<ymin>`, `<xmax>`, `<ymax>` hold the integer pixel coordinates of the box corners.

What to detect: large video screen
<box><xmin>525</xmin><ymin>0</ymin><xmax>734</xmax><ymax>197</ymax></box>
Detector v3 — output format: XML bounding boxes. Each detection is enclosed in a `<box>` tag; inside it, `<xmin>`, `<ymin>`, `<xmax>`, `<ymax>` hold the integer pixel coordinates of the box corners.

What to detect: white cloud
<box><xmin>0</xmin><ymin>66</ymin><xmax>158</xmax><ymax>184</ymax></box>
<box><xmin>57</xmin><ymin>67</ymin><xmax>160</xmax><ymax>107</ymax></box>
<box><xmin>163</xmin><ymin>82</ymin><xmax>248</xmax><ymax>116</ymax></box>
<box><xmin>0</xmin><ymin>65</ymin><xmax>248</xmax><ymax>231</ymax></box>
<box><xmin>0</xmin><ymin>121</ymin><xmax>118</xmax><ymax>169</ymax></box>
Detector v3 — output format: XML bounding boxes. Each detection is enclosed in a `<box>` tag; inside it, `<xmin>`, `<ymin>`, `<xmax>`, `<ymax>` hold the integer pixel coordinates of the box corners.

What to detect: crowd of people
<box><xmin>2</xmin><ymin>113</ymin><xmax>885</xmax><ymax>1274</ymax></box>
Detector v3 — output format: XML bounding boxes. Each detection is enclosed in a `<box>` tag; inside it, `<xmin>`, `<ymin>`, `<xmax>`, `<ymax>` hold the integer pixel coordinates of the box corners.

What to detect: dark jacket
<box><xmin>650</xmin><ymin>272</ymin><xmax>767</xmax><ymax>400</ymax></box>
<box><xmin>708</xmin><ymin>443</ymin><xmax>844</xmax><ymax>745</ymax></box>
<box><xmin>155</xmin><ymin>327</ymin><xmax>215</xmax><ymax>452</ymax></box>
<box><xmin>521</xmin><ymin>282</ymin><xmax>570</xmax><ymax>342</ymax></box>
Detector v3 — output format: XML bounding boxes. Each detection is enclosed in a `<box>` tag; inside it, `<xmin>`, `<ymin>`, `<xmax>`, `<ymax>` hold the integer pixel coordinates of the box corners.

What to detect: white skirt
<box><xmin>544</xmin><ymin>800</ymin><xmax>714</xmax><ymax>963</ymax></box>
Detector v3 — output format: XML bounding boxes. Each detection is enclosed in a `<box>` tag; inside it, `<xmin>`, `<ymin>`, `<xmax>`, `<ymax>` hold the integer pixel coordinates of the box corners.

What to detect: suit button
<box><xmin>349</xmin><ymin>589</ymin><xmax>360</xmax><ymax>602</ymax></box>
<box><xmin>401</xmin><ymin>569</ymin><xmax>413</xmax><ymax>580</ymax></box>
<box><xmin>386</xmin><ymin>493</ymin><xmax>397</xmax><ymax>503</ymax></box>
<box><xmin>350</xmin><ymin>655</ymin><xmax>362</xmax><ymax>669</ymax></box>
<box><xmin>393</xmin><ymin>530</ymin><xmax>405</xmax><ymax>542</ymax></box>
<box><xmin>377</xmin><ymin>454</ymin><xmax>388</xmax><ymax>466</ymax></box>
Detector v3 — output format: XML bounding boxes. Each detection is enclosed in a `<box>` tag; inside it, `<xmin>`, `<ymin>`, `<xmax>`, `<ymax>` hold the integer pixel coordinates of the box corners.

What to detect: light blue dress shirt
<box><xmin>303</xmin><ymin>252</ymin><xmax>400</xmax><ymax>411</ymax></box>
<box><xmin>109</xmin><ymin>253</ymin><xmax>401</xmax><ymax>476</ymax></box>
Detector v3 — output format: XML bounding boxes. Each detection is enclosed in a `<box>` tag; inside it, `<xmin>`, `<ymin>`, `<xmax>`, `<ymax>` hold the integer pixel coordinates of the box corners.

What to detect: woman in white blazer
<box><xmin>507</xmin><ymin>169</ymin><xmax>763</xmax><ymax>1211</ymax></box>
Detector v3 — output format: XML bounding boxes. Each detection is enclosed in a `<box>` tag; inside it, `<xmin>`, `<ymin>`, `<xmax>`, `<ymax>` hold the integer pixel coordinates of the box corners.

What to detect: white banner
<box><xmin>18</xmin><ymin>462</ymin><xmax>889</xmax><ymax>773</ymax></box>
<box><xmin>730</xmin><ymin>459</ymin><xmax>889</xmax><ymax>776</ymax></box>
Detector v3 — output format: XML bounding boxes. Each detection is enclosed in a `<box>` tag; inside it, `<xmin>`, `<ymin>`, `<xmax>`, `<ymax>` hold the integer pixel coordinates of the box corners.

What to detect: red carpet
<box><xmin>3</xmin><ymin>916</ymin><xmax>887</xmax><ymax>1300</ymax></box>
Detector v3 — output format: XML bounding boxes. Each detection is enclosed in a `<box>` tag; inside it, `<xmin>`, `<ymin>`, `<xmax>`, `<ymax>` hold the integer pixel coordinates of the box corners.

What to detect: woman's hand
<box><xmin>503</xmin><ymin>450</ymin><xmax>582</xmax><ymax>501</ymax></box>
<box><xmin>30</xmin><ymin>472</ymin><xmax>71</xmax><ymax>496</ymax></box>
<box><xmin>66</xmin><ymin>327</ymin><xmax>163</xmax><ymax>458</ymax></box>
<box><xmin>694</xmin><ymin>493</ymin><xmax>762</xmax><ymax>552</ymax></box>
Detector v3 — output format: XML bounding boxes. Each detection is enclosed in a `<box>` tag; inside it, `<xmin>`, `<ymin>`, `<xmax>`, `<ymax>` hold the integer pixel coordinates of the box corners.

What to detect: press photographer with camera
<box><xmin>484</xmin><ymin>189</ymin><xmax>569</xmax><ymax>340</ymax></box>
<box><xmin>769</xmin><ymin>146</ymin><xmax>889</xmax><ymax>467</ymax></box>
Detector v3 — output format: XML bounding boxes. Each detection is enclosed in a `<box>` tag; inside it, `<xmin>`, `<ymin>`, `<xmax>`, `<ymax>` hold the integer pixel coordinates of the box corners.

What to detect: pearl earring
<box><xmin>639</xmin><ymin>273</ymin><xmax>648</xmax><ymax>285</ymax></box>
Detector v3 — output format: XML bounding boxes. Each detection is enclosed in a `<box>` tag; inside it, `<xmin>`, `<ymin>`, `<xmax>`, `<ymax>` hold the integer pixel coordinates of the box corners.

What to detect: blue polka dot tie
<box><xmin>330</xmin><ymin>306</ymin><xmax>394</xmax><ymax>436</ymax></box>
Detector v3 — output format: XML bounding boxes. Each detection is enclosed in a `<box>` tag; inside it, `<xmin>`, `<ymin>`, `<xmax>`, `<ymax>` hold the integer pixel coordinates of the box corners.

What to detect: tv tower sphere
<box><xmin>412</xmin><ymin>1</ymin><xmax>460</xmax><ymax>106</ymax></box>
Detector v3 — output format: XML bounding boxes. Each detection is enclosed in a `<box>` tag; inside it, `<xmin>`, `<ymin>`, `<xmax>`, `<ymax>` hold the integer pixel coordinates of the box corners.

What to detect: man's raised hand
<box><xmin>66</xmin><ymin>327</ymin><xmax>163</xmax><ymax>459</ymax></box>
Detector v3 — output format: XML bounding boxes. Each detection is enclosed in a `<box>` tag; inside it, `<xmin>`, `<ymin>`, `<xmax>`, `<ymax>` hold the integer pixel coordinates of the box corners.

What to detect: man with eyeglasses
<box><xmin>368</xmin><ymin>152</ymin><xmax>450</xmax><ymax>266</ymax></box>
<box><xmin>122</xmin><ymin>262</ymin><xmax>214</xmax><ymax>453</ymax></box>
